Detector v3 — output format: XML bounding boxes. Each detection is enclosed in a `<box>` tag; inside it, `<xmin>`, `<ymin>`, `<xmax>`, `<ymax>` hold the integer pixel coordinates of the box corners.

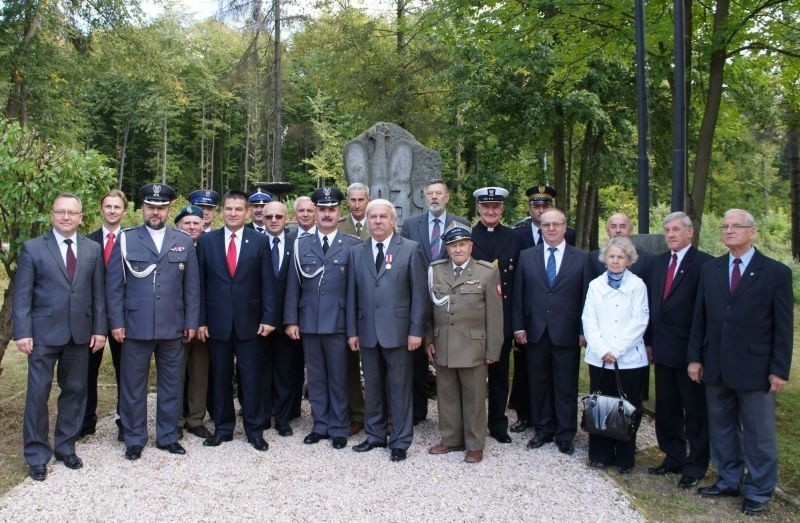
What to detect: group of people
<box><xmin>13</xmin><ymin>179</ymin><xmax>792</xmax><ymax>516</ymax></box>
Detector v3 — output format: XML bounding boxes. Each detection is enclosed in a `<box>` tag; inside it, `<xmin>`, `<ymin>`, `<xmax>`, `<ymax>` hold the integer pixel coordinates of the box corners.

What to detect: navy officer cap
<box><xmin>138</xmin><ymin>183</ymin><xmax>176</xmax><ymax>206</ymax></box>
<box><xmin>526</xmin><ymin>185</ymin><xmax>557</xmax><ymax>204</ymax></box>
<box><xmin>249</xmin><ymin>187</ymin><xmax>273</xmax><ymax>205</ymax></box>
<box><xmin>311</xmin><ymin>186</ymin><xmax>344</xmax><ymax>207</ymax></box>
<box><xmin>174</xmin><ymin>204</ymin><xmax>204</xmax><ymax>224</ymax></box>
<box><xmin>441</xmin><ymin>222</ymin><xmax>472</xmax><ymax>244</ymax></box>
<box><xmin>472</xmin><ymin>186</ymin><xmax>509</xmax><ymax>203</ymax></box>
<box><xmin>188</xmin><ymin>189</ymin><xmax>220</xmax><ymax>208</ymax></box>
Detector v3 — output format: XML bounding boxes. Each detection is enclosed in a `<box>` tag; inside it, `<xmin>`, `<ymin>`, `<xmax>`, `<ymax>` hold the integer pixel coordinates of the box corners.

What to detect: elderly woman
<box><xmin>581</xmin><ymin>236</ymin><xmax>649</xmax><ymax>473</ymax></box>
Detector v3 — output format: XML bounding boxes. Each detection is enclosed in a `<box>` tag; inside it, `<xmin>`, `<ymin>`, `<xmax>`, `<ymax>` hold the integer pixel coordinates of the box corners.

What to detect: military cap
<box><xmin>138</xmin><ymin>183</ymin><xmax>176</xmax><ymax>206</ymax></box>
<box><xmin>174</xmin><ymin>204</ymin><xmax>204</xmax><ymax>224</ymax></box>
<box><xmin>526</xmin><ymin>185</ymin><xmax>557</xmax><ymax>204</ymax></box>
<box><xmin>188</xmin><ymin>189</ymin><xmax>220</xmax><ymax>208</ymax></box>
<box><xmin>311</xmin><ymin>187</ymin><xmax>344</xmax><ymax>207</ymax></box>
<box><xmin>441</xmin><ymin>222</ymin><xmax>472</xmax><ymax>244</ymax></box>
<box><xmin>248</xmin><ymin>187</ymin><xmax>273</xmax><ymax>206</ymax></box>
<box><xmin>472</xmin><ymin>186</ymin><xmax>509</xmax><ymax>203</ymax></box>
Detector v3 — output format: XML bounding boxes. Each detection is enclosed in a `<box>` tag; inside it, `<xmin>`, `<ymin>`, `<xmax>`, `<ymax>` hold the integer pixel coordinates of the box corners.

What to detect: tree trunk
<box><xmin>161</xmin><ymin>117</ymin><xmax>168</xmax><ymax>184</ymax></box>
<box><xmin>575</xmin><ymin>122</ymin><xmax>602</xmax><ymax>249</ymax></box>
<box><xmin>0</xmin><ymin>285</ymin><xmax>15</xmax><ymax>377</ymax></box>
<box><xmin>118</xmin><ymin>119</ymin><xmax>130</xmax><ymax>189</ymax></box>
<box><xmin>272</xmin><ymin>0</ymin><xmax>282</xmax><ymax>182</ymax></box>
<box><xmin>553</xmin><ymin>104</ymin><xmax>567</xmax><ymax>212</ymax></box>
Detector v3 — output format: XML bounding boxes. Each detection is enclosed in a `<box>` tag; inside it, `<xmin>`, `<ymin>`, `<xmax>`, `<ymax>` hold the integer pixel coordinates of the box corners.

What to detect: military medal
<box><xmin>385</xmin><ymin>254</ymin><xmax>393</xmax><ymax>270</ymax></box>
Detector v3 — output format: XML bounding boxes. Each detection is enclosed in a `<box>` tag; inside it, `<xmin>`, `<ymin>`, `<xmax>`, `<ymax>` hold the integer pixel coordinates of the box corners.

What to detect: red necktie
<box><xmin>731</xmin><ymin>258</ymin><xmax>742</xmax><ymax>292</ymax></box>
<box><xmin>227</xmin><ymin>233</ymin><xmax>237</xmax><ymax>277</ymax></box>
<box><xmin>65</xmin><ymin>239</ymin><xmax>76</xmax><ymax>281</ymax></box>
<box><xmin>661</xmin><ymin>253</ymin><xmax>678</xmax><ymax>302</ymax></box>
<box><xmin>104</xmin><ymin>231</ymin><xmax>115</xmax><ymax>267</ymax></box>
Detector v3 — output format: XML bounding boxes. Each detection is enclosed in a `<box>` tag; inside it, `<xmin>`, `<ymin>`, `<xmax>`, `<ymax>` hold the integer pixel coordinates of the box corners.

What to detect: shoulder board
<box><xmin>430</xmin><ymin>259</ymin><xmax>448</xmax><ymax>266</ymax></box>
<box><xmin>122</xmin><ymin>226</ymin><xmax>137</xmax><ymax>232</ymax></box>
<box><xmin>342</xmin><ymin>233</ymin><xmax>361</xmax><ymax>240</ymax></box>
<box><xmin>475</xmin><ymin>259</ymin><xmax>495</xmax><ymax>269</ymax></box>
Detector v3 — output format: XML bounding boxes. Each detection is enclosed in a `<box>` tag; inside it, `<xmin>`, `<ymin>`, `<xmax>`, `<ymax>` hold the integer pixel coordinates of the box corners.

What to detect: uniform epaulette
<box><xmin>430</xmin><ymin>259</ymin><xmax>449</xmax><ymax>266</ymax></box>
<box><xmin>341</xmin><ymin>233</ymin><xmax>360</xmax><ymax>240</ymax></box>
<box><xmin>475</xmin><ymin>259</ymin><xmax>495</xmax><ymax>269</ymax></box>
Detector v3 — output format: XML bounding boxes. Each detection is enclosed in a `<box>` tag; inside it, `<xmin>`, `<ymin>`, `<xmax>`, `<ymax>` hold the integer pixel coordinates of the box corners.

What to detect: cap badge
<box><xmin>153</xmin><ymin>184</ymin><xmax>162</xmax><ymax>196</ymax></box>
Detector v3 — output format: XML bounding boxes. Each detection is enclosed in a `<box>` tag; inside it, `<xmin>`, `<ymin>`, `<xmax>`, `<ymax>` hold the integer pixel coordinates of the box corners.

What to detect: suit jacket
<box><xmin>13</xmin><ymin>231</ymin><xmax>106</xmax><ymax>345</ymax></box>
<box><xmin>513</xmin><ymin>221</ymin><xmax>576</xmax><ymax>249</ymax></box>
<box><xmin>269</xmin><ymin>231</ymin><xmax>295</xmax><ymax>324</ymax></box>
<box><xmin>428</xmin><ymin>258</ymin><xmax>503</xmax><ymax>367</ymax></box>
<box><xmin>511</xmin><ymin>243</ymin><xmax>589</xmax><ymax>347</ymax></box>
<box><xmin>687</xmin><ymin>249</ymin><xmax>793</xmax><ymax>390</ymax></box>
<box><xmin>646</xmin><ymin>246</ymin><xmax>713</xmax><ymax>368</ymax></box>
<box><xmin>284</xmin><ymin>232</ymin><xmax>362</xmax><ymax>334</ymax></box>
<box><xmin>470</xmin><ymin>222</ymin><xmax>523</xmax><ymax>337</ymax></box>
<box><xmin>106</xmin><ymin>225</ymin><xmax>200</xmax><ymax>340</ymax></box>
<box><xmin>399</xmin><ymin>211</ymin><xmax>469</xmax><ymax>266</ymax></box>
<box><xmin>346</xmin><ymin>235</ymin><xmax>428</xmax><ymax>348</ymax></box>
<box><xmin>338</xmin><ymin>214</ymin><xmax>369</xmax><ymax>240</ymax></box>
<box><xmin>196</xmin><ymin>227</ymin><xmax>277</xmax><ymax>340</ymax></box>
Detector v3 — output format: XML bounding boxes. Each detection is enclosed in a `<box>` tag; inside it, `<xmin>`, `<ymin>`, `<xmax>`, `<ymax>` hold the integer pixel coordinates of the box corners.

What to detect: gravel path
<box><xmin>0</xmin><ymin>396</ymin><xmax>653</xmax><ymax>522</ymax></box>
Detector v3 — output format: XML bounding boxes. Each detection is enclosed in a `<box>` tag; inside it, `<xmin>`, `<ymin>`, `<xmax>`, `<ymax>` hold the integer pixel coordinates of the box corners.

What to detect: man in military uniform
<box><xmin>285</xmin><ymin>187</ymin><xmax>361</xmax><ymax>450</ymax></box>
<box><xmin>469</xmin><ymin>186</ymin><xmax>523</xmax><ymax>444</ymax></box>
<box><xmin>106</xmin><ymin>183</ymin><xmax>200</xmax><ymax>461</ymax></box>
<box><xmin>426</xmin><ymin>223</ymin><xmax>503</xmax><ymax>463</ymax></box>
<box><xmin>188</xmin><ymin>189</ymin><xmax>220</xmax><ymax>233</ymax></box>
<box><xmin>247</xmin><ymin>187</ymin><xmax>272</xmax><ymax>233</ymax></box>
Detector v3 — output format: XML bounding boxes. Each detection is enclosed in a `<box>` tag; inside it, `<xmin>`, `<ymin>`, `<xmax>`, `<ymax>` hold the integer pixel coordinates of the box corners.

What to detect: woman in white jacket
<box><xmin>582</xmin><ymin>236</ymin><xmax>649</xmax><ymax>473</ymax></box>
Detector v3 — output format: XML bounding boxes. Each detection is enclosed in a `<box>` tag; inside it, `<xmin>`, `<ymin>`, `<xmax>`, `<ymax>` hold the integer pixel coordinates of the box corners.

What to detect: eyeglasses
<box><xmin>52</xmin><ymin>210</ymin><xmax>82</xmax><ymax>217</ymax></box>
<box><xmin>264</xmin><ymin>214</ymin><xmax>285</xmax><ymax>220</ymax></box>
<box><xmin>719</xmin><ymin>224</ymin><xmax>753</xmax><ymax>231</ymax></box>
<box><xmin>540</xmin><ymin>221</ymin><xmax>566</xmax><ymax>229</ymax></box>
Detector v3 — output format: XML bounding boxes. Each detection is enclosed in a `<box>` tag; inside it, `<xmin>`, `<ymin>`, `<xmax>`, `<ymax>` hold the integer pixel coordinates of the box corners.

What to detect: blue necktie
<box><xmin>430</xmin><ymin>218</ymin><xmax>441</xmax><ymax>258</ymax></box>
<box><xmin>546</xmin><ymin>247</ymin><xmax>557</xmax><ymax>286</ymax></box>
<box><xmin>272</xmin><ymin>237</ymin><xmax>280</xmax><ymax>277</ymax></box>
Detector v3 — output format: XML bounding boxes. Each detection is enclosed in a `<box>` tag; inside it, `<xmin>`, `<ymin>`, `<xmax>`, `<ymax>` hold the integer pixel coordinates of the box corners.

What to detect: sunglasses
<box><xmin>264</xmin><ymin>214</ymin><xmax>285</xmax><ymax>220</ymax></box>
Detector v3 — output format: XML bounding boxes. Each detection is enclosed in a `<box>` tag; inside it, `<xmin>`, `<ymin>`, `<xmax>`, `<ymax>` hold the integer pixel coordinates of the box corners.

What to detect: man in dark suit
<box><xmin>688</xmin><ymin>209</ymin><xmax>793</xmax><ymax>516</ymax></box>
<box><xmin>400</xmin><ymin>179</ymin><xmax>468</xmax><ymax>425</ymax></box>
<box><xmin>338</xmin><ymin>182</ymin><xmax>370</xmax><ymax>435</ymax></box>
<box><xmin>262</xmin><ymin>200</ymin><xmax>298</xmax><ymax>437</ymax></box>
<box><xmin>587</xmin><ymin>212</ymin><xmax>654</xmax><ymax>283</ymax></box>
<box><xmin>285</xmin><ymin>187</ymin><xmax>362</xmax><ymax>450</ymax></box>
<box><xmin>106</xmin><ymin>183</ymin><xmax>200</xmax><ymax>461</ymax></box>
<box><xmin>188</xmin><ymin>189</ymin><xmax>220</xmax><ymax>233</ymax></box>
<box><xmin>81</xmin><ymin>188</ymin><xmax>127</xmax><ymax>441</ymax></box>
<box><xmin>196</xmin><ymin>190</ymin><xmax>277</xmax><ymax>452</ymax></box>
<box><xmin>347</xmin><ymin>199</ymin><xmax>428</xmax><ymax>462</ymax></box>
<box><xmin>646</xmin><ymin>211</ymin><xmax>712</xmax><ymax>489</ymax></box>
<box><xmin>14</xmin><ymin>193</ymin><xmax>106</xmax><ymax>481</ymax></box>
<box><xmin>470</xmin><ymin>186</ymin><xmax>523</xmax><ymax>443</ymax></box>
<box><xmin>512</xmin><ymin>208</ymin><xmax>588</xmax><ymax>455</ymax></box>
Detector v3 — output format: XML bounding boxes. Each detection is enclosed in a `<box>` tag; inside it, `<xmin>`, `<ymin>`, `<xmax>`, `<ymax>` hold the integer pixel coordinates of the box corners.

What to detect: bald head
<box><xmin>606</xmin><ymin>213</ymin><xmax>633</xmax><ymax>238</ymax></box>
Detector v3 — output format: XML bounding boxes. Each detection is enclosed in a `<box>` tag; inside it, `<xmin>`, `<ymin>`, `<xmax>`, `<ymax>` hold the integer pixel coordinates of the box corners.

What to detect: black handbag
<box><xmin>580</xmin><ymin>362</ymin><xmax>639</xmax><ymax>442</ymax></box>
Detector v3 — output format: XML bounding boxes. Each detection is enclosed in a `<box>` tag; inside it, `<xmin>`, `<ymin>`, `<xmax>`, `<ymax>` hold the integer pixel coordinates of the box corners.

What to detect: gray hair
<box><xmin>598</xmin><ymin>236</ymin><xmax>638</xmax><ymax>266</ymax></box>
<box><xmin>724</xmin><ymin>208</ymin><xmax>755</xmax><ymax>227</ymax></box>
<box><xmin>347</xmin><ymin>182</ymin><xmax>370</xmax><ymax>196</ymax></box>
<box><xmin>366</xmin><ymin>198</ymin><xmax>397</xmax><ymax>222</ymax></box>
<box><xmin>662</xmin><ymin>211</ymin><xmax>693</xmax><ymax>228</ymax></box>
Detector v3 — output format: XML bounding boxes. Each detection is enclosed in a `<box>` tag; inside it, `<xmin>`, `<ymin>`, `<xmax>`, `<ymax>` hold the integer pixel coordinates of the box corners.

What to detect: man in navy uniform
<box><xmin>285</xmin><ymin>187</ymin><xmax>361</xmax><ymax>450</ymax></box>
<box><xmin>106</xmin><ymin>183</ymin><xmax>200</xmax><ymax>461</ymax></box>
<box><xmin>470</xmin><ymin>186</ymin><xmax>523</xmax><ymax>444</ymax></box>
<box><xmin>188</xmin><ymin>189</ymin><xmax>220</xmax><ymax>233</ymax></box>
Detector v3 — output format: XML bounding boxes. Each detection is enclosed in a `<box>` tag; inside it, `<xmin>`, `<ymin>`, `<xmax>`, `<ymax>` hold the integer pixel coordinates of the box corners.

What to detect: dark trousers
<box><xmin>587</xmin><ymin>364</ymin><xmax>647</xmax><ymax>469</ymax></box>
<box><xmin>487</xmin><ymin>337</ymin><xmax>512</xmax><ymax>434</ymax></box>
<box><xmin>509</xmin><ymin>345</ymin><xmax>529</xmax><ymax>421</ymax></box>
<box><xmin>654</xmin><ymin>363</ymin><xmax>709</xmax><ymax>478</ymax></box>
<box><xmin>411</xmin><ymin>347</ymin><xmax>429</xmax><ymax>422</ymax></box>
<box><xmin>527</xmin><ymin>331</ymin><xmax>579</xmax><ymax>443</ymax></box>
<box><xmin>290</xmin><ymin>338</ymin><xmax>304</xmax><ymax>419</ymax></box>
<box><xmin>208</xmin><ymin>335</ymin><xmax>266</xmax><ymax>439</ymax></box>
<box><xmin>361</xmin><ymin>345</ymin><xmax>414</xmax><ymax>450</ymax></box>
<box><xmin>23</xmin><ymin>342</ymin><xmax>88</xmax><ymax>466</ymax></box>
<box><xmin>180</xmin><ymin>338</ymin><xmax>209</xmax><ymax>429</ymax></box>
<box><xmin>347</xmin><ymin>348</ymin><xmax>365</xmax><ymax>423</ymax></box>
<box><xmin>264</xmin><ymin>330</ymin><xmax>298</xmax><ymax>430</ymax></box>
<box><xmin>304</xmin><ymin>333</ymin><xmax>349</xmax><ymax>438</ymax></box>
<box><xmin>83</xmin><ymin>335</ymin><xmax>122</xmax><ymax>432</ymax></box>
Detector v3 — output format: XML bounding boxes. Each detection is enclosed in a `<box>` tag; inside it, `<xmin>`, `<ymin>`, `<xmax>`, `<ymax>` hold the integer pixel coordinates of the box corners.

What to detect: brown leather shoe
<box><xmin>429</xmin><ymin>443</ymin><xmax>465</xmax><ymax>455</ymax></box>
<box><xmin>464</xmin><ymin>450</ymin><xmax>483</xmax><ymax>463</ymax></box>
<box><xmin>348</xmin><ymin>421</ymin><xmax>363</xmax><ymax>436</ymax></box>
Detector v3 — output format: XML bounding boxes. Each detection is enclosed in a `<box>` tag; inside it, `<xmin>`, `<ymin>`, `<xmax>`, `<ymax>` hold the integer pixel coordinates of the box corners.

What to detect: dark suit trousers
<box><xmin>587</xmin><ymin>364</ymin><xmax>647</xmax><ymax>469</ymax></box>
<box><xmin>291</xmin><ymin>338</ymin><xmax>304</xmax><ymax>419</ymax></box>
<box><xmin>120</xmin><ymin>338</ymin><xmax>183</xmax><ymax>447</ymax></box>
<box><xmin>487</xmin><ymin>337</ymin><xmax>513</xmax><ymax>434</ymax></box>
<box><xmin>526</xmin><ymin>331</ymin><xmax>579</xmax><ymax>443</ymax></box>
<box><xmin>208</xmin><ymin>336</ymin><xmax>267</xmax><ymax>439</ymax></box>
<box><xmin>303</xmin><ymin>333</ymin><xmax>349</xmax><ymax>438</ymax></box>
<box><xmin>23</xmin><ymin>342</ymin><xmax>88</xmax><ymax>466</ymax></box>
<box><xmin>361</xmin><ymin>345</ymin><xmax>414</xmax><ymax>450</ymax></box>
<box><xmin>706</xmin><ymin>383</ymin><xmax>778</xmax><ymax>503</ymax></box>
<box><xmin>509</xmin><ymin>345</ymin><xmax>529</xmax><ymax>421</ymax></box>
<box><xmin>83</xmin><ymin>336</ymin><xmax>122</xmax><ymax>432</ymax></box>
<box><xmin>180</xmin><ymin>338</ymin><xmax>209</xmax><ymax>429</ymax></box>
<box><xmin>348</xmin><ymin>349</ymin><xmax>365</xmax><ymax>423</ymax></box>
<box><xmin>411</xmin><ymin>348</ymin><xmax>429</xmax><ymax>422</ymax></box>
<box><xmin>654</xmin><ymin>364</ymin><xmax>709</xmax><ymax>477</ymax></box>
<box><xmin>264</xmin><ymin>330</ymin><xmax>298</xmax><ymax>430</ymax></box>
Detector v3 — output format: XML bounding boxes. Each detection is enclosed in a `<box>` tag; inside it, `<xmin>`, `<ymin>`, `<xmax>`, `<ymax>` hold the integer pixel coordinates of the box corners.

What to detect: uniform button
<box><xmin>156</xmin><ymin>296</ymin><xmax>160</xmax><ymax>300</ymax></box>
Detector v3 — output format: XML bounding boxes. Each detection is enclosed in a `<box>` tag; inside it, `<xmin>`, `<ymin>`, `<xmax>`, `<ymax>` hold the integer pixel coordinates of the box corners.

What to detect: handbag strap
<box><xmin>613</xmin><ymin>361</ymin><xmax>628</xmax><ymax>400</ymax></box>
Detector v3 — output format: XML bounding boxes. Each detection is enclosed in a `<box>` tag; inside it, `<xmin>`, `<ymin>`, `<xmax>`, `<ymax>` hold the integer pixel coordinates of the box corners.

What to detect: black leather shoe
<box><xmin>277</xmin><ymin>426</ymin><xmax>293</xmax><ymax>437</ymax></box>
<box><xmin>589</xmin><ymin>461</ymin><xmax>606</xmax><ymax>469</ymax></box>
<box><xmin>510</xmin><ymin>419</ymin><xmax>530</xmax><ymax>433</ymax></box>
<box><xmin>54</xmin><ymin>453</ymin><xmax>83</xmax><ymax>469</ymax></box>
<box><xmin>352</xmin><ymin>440</ymin><xmax>387</xmax><ymax>452</ymax></box>
<box><xmin>698</xmin><ymin>484</ymin><xmax>740</xmax><ymax>498</ymax></box>
<box><xmin>125</xmin><ymin>446</ymin><xmax>143</xmax><ymax>461</ymax></box>
<box><xmin>413</xmin><ymin>418</ymin><xmax>426</xmax><ymax>426</ymax></box>
<box><xmin>490</xmin><ymin>431</ymin><xmax>512</xmax><ymax>444</ymax></box>
<box><xmin>28</xmin><ymin>464</ymin><xmax>47</xmax><ymax>481</ymax></box>
<box><xmin>678</xmin><ymin>475</ymin><xmax>699</xmax><ymax>489</ymax></box>
<box><xmin>390</xmin><ymin>448</ymin><xmax>407</xmax><ymax>462</ymax></box>
<box><xmin>618</xmin><ymin>466</ymin><xmax>633</xmax><ymax>475</ymax></box>
<box><xmin>331</xmin><ymin>437</ymin><xmax>347</xmax><ymax>449</ymax></box>
<box><xmin>303</xmin><ymin>432</ymin><xmax>329</xmax><ymax>445</ymax></box>
<box><xmin>526</xmin><ymin>435</ymin><xmax>553</xmax><ymax>449</ymax></box>
<box><xmin>741</xmin><ymin>499</ymin><xmax>767</xmax><ymax>516</ymax></box>
<box><xmin>648</xmin><ymin>464</ymin><xmax>681</xmax><ymax>475</ymax></box>
<box><xmin>247</xmin><ymin>436</ymin><xmax>269</xmax><ymax>451</ymax></box>
<box><xmin>187</xmin><ymin>425</ymin><xmax>213</xmax><ymax>439</ymax></box>
<box><xmin>156</xmin><ymin>442</ymin><xmax>186</xmax><ymax>455</ymax></box>
<box><xmin>203</xmin><ymin>434</ymin><xmax>233</xmax><ymax>447</ymax></box>
<box><xmin>177</xmin><ymin>429</ymin><xmax>184</xmax><ymax>440</ymax></box>
<box><xmin>557</xmin><ymin>441</ymin><xmax>575</xmax><ymax>455</ymax></box>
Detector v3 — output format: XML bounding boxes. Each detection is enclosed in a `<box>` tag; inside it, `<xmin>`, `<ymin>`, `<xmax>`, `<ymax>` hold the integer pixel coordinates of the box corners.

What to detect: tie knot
<box><xmin>64</xmin><ymin>239</ymin><xmax>73</xmax><ymax>246</ymax></box>
<box><xmin>433</xmin><ymin>218</ymin><xmax>440</xmax><ymax>225</ymax></box>
<box><xmin>231</xmin><ymin>232</ymin><xmax>236</xmax><ymax>239</ymax></box>
<box><xmin>108</xmin><ymin>232</ymin><xmax>115</xmax><ymax>240</ymax></box>
<box><xmin>377</xmin><ymin>242</ymin><xmax>384</xmax><ymax>251</ymax></box>
<box><xmin>734</xmin><ymin>257</ymin><xmax>742</xmax><ymax>265</ymax></box>
<box><xmin>672</xmin><ymin>252</ymin><xmax>678</xmax><ymax>261</ymax></box>
<box><xmin>273</xmin><ymin>236</ymin><xmax>280</xmax><ymax>246</ymax></box>
<box><xmin>548</xmin><ymin>246</ymin><xmax>557</xmax><ymax>254</ymax></box>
